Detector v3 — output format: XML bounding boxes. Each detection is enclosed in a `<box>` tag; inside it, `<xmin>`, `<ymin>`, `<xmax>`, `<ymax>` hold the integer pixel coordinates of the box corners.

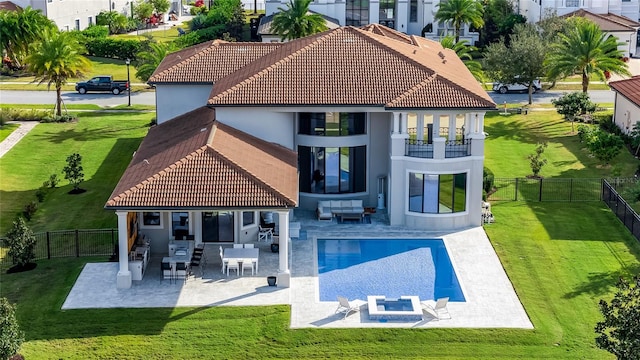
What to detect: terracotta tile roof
<box><xmin>207</xmin><ymin>26</ymin><xmax>494</xmax><ymax>109</ymax></box>
<box><xmin>257</xmin><ymin>11</ymin><xmax>341</xmax><ymax>36</ymax></box>
<box><xmin>105</xmin><ymin>107</ymin><xmax>298</xmax><ymax>209</ymax></box>
<box><xmin>360</xmin><ymin>23</ymin><xmax>414</xmax><ymax>44</ymax></box>
<box><xmin>0</xmin><ymin>1</ymin><xmax>20</xmax><ymax>11</ymax></box>
<box><xmin>148</xmin><ymin>40</ymin><xmax>282</xmax><ymax>84</ymax></box>
<box><xmin>562</xmin><ymin>10</ymin><xmax>640</xmax><ymax>31</ymax></box>
<box><xmin>610</xmin><ymin>76</ymin><xmax>640</xmax><ymax>107</ymax></box>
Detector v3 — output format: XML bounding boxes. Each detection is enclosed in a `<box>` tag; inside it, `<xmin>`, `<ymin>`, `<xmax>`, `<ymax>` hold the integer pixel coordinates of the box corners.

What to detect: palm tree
<box><xmin>270</xmin><ymin>0</ymin><xmax>328</xmax><ymax>41</ymax></box>
<box><xmin>135</xmin><ymin>42</ymin><xmax>177</xmax><ymax>82</ymax></box>
<box><xmin>0</xmin><ymin>6</ymin><xmax>54</xmax><ymax>68</ymax></box>
<box><xmin>545</xmin><ymin>18</ymin><xmax>630</xmax><ymax>93</ymax></box>
<box><xmin>435</xmin><ymin>0</ymin><xmax>484</xmax><ymax>43</ymax></box>
<box><xmin>440</xmin><ymin>36</ymin><xmax>484</xmax><ymax>82</ymax></box>
<box><xmin>26</xmin><ymin>29</ymin><xmax>92</xmax><ymax>116</ymax></box>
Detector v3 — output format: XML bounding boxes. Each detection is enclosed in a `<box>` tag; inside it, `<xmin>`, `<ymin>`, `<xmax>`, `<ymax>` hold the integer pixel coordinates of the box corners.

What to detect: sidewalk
<box><xmin>0</xmin><ymin>121</ymin><xmax>37</xmax><ymax>158</ymax></box>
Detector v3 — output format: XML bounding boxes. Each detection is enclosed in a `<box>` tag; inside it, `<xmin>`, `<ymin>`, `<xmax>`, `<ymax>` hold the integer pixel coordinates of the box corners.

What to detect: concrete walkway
<box><xmin>0</xmin><ymin>121</ymin><xmax>37</xmax><ymax>158</ymax></box>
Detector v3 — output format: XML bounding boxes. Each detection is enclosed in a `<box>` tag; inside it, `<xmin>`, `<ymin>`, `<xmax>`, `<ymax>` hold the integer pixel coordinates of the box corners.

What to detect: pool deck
<box><xmin>62</xmin><ymin>211</ymin><xmax>533</xmax><ymax>329</ymax></box>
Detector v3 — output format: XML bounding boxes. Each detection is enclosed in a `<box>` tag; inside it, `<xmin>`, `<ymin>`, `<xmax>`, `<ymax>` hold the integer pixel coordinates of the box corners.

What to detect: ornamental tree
<box><xmin>0</xmin><ymin>298</ymin><xmax>24</xmax><ymax>360</ymax></box>
<box><xmin>595</xmin><ymin>275</ymin><xmax>640</xmax><ymax>360</ymax></box>
<box><xmin>4</xmin><ymin>217</ymin><xmax>36</xmax><ymax>268</ymax></box>
<box><xmin>63</xmin><ymin>153</ymin><xmax>84</xmax><ymax>191</ymax></box>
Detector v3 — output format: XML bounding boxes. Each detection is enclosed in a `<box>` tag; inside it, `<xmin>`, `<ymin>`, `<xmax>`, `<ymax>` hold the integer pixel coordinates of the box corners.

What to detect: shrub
<box><xmin>35</xmin><ymin>186</ymin><xmax>47</xmax><ymax>202</ymax></box>
<box><xmin>587</xmin><ymin>130</ymin><xmax>624</xmax><ymax>164</ymax></box>
<box><xmin>81</xmin><ymin>25</ymin><xmax>110</xmax><ymax>39</ymax></box>
<box><xmin>593</xmin><ymin>111</ymin><xmax>614</xmax><ymax>125</ymax></box>
<box><xmin>84</xmin><ymin>37</ymin><xmax>144</xmax><ymax>60</ymax></box>
<box><xmin>22</xmin><ymin>201</ymin><xmax>37</xmax><ymax>220</ymax></box>
<box><xmin>0</xmin><ymin>298</ymin><xmax>24</xmax><ymax>360</ymax></box>
<box><xmin>40</xmin><ymin>114</ymin><xmax>76</xmax><ymax>123</ymax></box>
<box><xmin>482</xmin><ymin>167</ymin><xmax>494</xmax><ymax>193</ymax></box>
<box><xmin>0</xmin><ymin>108</ymin><xmax>53</xmax><ymax>122</ymax></box>
<box><xmin>4</xmin><ymin>217</ymin><xmax>36</xmax><ymax>267</ymax></box>
<box><xmin>189</xmin><ymin>14</ymin><xmax>208</xmax><ymax>30</ymax></box>
<box><xmin>48</xmin><ymin>174</ymin><xmax>59</xmax><ymax>188</ymax></box>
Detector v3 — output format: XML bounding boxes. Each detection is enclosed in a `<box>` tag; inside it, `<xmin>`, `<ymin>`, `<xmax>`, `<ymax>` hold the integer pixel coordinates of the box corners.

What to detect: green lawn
<box><xmin>0</xmin><ymin>123</ymin><xmax>20</xmax><ymax>142</ymax></box>
<box><xmin>484</xmin><ymin>111</ymin><xmax>639</xmax><ymax>178</ymax></box>
<box><xmin>0</xmin><ymin>112</ymin><xmax>152</xmax><ymax>234</ymax></box>
<box><xmin>2</xmin><ymin>110</ymin><xmax>640</xmax><ymax>358</ymax></box>
<box><xmin>1</xmin><ymin>202</ymin><xmax>638</xmax><ymax>358</ymax></box>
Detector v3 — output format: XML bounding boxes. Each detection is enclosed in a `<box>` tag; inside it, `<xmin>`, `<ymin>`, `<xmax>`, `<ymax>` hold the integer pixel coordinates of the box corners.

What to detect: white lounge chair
<box><xmin>335</xmin><ymin>296</ymin><xmax>366</xmax><ymax>319</ymax></box>
<box><xmin>421</xmin><ymin>297</ymin><xmax>451</xmax><ymax>320</ymax></box>
<box><xmin>258</xmin><ymin>226</ymin><xmax>273</xmax><ymax>242</ymax></box>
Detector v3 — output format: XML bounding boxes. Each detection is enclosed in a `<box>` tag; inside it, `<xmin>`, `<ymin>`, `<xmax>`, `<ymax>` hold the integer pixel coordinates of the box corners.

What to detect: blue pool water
<box><xmin>317</xmin><ymin>239</ymin><xmax>465</xmax><ymax>302</ymax></box>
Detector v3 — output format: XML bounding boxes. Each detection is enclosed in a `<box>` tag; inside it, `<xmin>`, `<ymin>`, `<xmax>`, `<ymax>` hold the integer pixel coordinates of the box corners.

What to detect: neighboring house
<box><xmin>6</xmin><ymin>0</ymin><xmax>130</xmax><ymax>31</ymax></box>
<box><xmin>0</xmin><ymin>1</ymin><xmax>21</xmax><ymax>11</ymax></box>
<box><xmin>107</xmin><ymin>24</ymin><xmax>495</xmax><ymax>288</ymax></box>
<box><xmin>518</xmin><ymin>0</ymin><xmax>640</xmax><ymax>38</ymax></box>
<box><xmin>561</xmin><ymin>9</ymin><xmax>640</xmax><ymax>57</ymax></box>
<box><xmin>609</xmin><ymin>76</ymin><xmax>640</xmax><ymax>134</ymax></box>
<box><xmin>263</xmin><ymin>0</ymin><xmax>480</xmax><ymax>44</ymax></box>
<box><xmin>257</xmin><ymin>11</ymin><xmax>341</xmax><ymax>42</ymax></box>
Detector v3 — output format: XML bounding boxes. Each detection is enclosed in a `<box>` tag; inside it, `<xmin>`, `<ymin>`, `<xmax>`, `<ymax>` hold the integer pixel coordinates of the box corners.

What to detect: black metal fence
<box><xmin>486</xmin><ymin>177</ymin><xmax>609</xmax><ymax>202</ymax></box>
<box><xmin>602</xmin><ymin>179</ymin><xmax>640</xmax><ymax>242</ymax></box>
<box><xmin>1</xmin><ymin>228</ymin><xmax>116</xmax><ymax>264</ymax></box>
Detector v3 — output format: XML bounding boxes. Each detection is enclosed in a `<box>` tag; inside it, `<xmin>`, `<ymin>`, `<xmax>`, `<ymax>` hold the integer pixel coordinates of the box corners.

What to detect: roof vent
<box><xmin>438</xmin><ymin>51</ymin><xmax>445</xmax><ymax>59</ymax></box>
<box><xmin>201</xmin><ymin>127</ymin><xmax>207</xmax><ymax>132</ymax></box>
<box><xmin>413</xmin><ymin>49</ymin><xmax>417</xmax><ymax>54</ymax></box>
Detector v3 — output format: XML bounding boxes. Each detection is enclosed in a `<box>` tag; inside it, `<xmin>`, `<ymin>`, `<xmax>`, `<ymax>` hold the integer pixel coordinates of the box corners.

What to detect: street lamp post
<box><xmin>125</xmin><ymin>58</ymin><xmax>131</xmax><ymax>107</ymax></box>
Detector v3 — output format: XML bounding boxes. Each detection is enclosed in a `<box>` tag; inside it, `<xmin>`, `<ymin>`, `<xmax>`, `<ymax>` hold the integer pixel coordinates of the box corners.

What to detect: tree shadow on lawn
<box><xmin>527</xmin><ymin>203</ymin><xmax>640</xmax><ymax>298</ymax></box>
<box><xmin>563</xmin><ymin>265</ymin><xmax>640</xmax><ymax>299</ymax></box>
<box><xmin>31</xmin><ymin>113</ymin><xmax>150</xmax><ymax>144</ymax></box>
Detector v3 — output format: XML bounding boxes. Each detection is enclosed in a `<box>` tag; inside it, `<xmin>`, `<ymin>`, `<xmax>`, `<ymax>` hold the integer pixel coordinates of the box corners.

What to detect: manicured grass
<box><xmin>0</xmin><ymin>123</ymin><xmax>20</xmax><ymax>142</ymax></box>
<box><xmin>1</xmin><ymin>203</ymin><xmax>638</xmax><ymax>358</ymax></box>
<box><xmin>0</xmin><ymin>112</ymin><xmax>153</xmax><ymax>234</ymax></box>
<box><xmin>484</xmin><ymin>111</ymin><xmax>639</xmax><ymax>178</ymax></box>
<box><xmin>0</xmin><ymin>104</ymin><xmax>155</xmax><ymax>111</ymax></box>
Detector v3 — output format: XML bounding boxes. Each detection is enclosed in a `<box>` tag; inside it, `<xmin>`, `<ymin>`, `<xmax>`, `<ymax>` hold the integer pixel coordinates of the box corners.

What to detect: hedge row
<box><xmin>84</xmin><ymin>38</ymin><xmax>148</xmax><ymax>61</ymax></box>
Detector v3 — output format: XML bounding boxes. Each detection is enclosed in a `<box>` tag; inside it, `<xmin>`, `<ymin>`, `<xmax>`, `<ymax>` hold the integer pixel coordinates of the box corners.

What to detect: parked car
<box><xmin>492</xmin><ymin>79</ymin><xmax>542</xmax><ymax>94</ymax></box>
<box><xmin>75</xmin><ymin>76</ymin><xmax>129</xmax><ymax>95</ymax></box>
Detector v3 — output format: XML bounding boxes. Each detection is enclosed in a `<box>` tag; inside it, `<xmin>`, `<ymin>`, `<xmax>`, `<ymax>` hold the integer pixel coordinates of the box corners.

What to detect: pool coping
<box><xmin>289</xmin><ymin>226</ymin><xmax>534</xmax><ymax>329</ymax></box>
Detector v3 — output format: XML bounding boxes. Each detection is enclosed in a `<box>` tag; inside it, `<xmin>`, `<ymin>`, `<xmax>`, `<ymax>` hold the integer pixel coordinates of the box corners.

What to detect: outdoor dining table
<box><xmin>162</xmin><ymin>255</ymin><xmax>190</xmax><ymax>267</ymax></box>
<box><xmin>223</xmin><ymin>247</ymin><xmax>259</xmax><ymax>273</ymax></box>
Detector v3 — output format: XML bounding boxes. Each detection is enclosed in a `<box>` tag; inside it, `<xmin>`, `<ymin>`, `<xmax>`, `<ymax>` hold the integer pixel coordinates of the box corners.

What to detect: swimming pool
<box><xmin>317</xmin><ymin>239</ymin><xmax>465</xmax><ymax>302</ymax></box>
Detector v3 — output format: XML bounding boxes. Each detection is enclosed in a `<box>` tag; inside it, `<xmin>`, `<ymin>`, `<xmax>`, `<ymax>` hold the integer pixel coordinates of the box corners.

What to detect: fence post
<box><xmin>539</xmin><ymin>178</ymin><xmax>543</xmax><ymax>202</ymax></box>
<box><xmin>46</xmin><ymin>231</ymin><xmax>51</xmax><ymax>260</ymax></box>
<box><xmin>515</xmin><ymin>178</ymin><xmax>519</xmax><ymax>201</ymax></box>
<box><xmin>569</xmin><ymin>179</ymin><xmax>573</xmax><ymax>202</ymax></box>
<box><xmin>75</xmin><ymin>229</ymin><xmax>80</xmax><ymax>257</ymax></box>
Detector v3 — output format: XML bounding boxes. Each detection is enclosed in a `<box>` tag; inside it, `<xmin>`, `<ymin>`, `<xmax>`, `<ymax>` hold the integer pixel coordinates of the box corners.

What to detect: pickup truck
<box><xmin>75</xmin><ymin>76</ymin><xmax>129</xmax><ymax>95</ymax></box>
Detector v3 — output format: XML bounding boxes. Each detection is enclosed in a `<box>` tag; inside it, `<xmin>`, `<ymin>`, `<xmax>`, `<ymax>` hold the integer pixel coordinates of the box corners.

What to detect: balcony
<box><xmin>405</xmin><ymin>138</ymin><xmax>471</xmax><ymax>158</ymax></box>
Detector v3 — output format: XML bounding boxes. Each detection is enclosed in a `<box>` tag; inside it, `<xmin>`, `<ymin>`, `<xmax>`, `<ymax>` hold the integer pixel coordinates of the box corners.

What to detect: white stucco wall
<box><xmin>214</xmin><ymin>107</ymin><xmax>296</xmax><ymax>149</ymax></box>
<box><xmin>155</xmin><ymin>84</ymin><xmax>213</xmax><ymax>124</ymax></box>
<box><xmin>21</xmin><ymin>0</ymin><xmax>130</xmax><ymax>31</ymax></box>
<box><xmin>524</xmin><ymin>0</ymin><xmax>640</xmax><ymax>24</ymax></box>
<box><xmin>613</xmin><ymin>92</ymin><xmax>640</xmax><ymax>134</ymax></box>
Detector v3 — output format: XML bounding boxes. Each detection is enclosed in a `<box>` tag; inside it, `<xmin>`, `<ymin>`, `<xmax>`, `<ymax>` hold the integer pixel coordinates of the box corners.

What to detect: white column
<box><xmin>448</xmin><ymin>114</ymin><xmax>456</xmax><ymax>140</ymax></box>
<box><xmin>433</xmin><ymin>113</ymin><xmax>441</xmax><ymax>136</ymax></box>
<box><xmin>416</xmin><ymin>112</ymin><xmax>424</xmax><ymax>141</ymax></box>
<box><xmin>401</xmin><ymin>112</ymin><xmax>408</xmax><ymax>134</ymax></box>
<box><xmin>116</xmin><ymin>211</ymin><xmax>132</xmax><ymax>289</ymax></box>
<box><xmin>393</xmin><ymin>112</ymin><xmax>400</xmax><ymax>134</ymax></box>
<box><xmin>277</xmin><ymin>210</ymin><xmax>290</xmax><ymax>287</ymax></box>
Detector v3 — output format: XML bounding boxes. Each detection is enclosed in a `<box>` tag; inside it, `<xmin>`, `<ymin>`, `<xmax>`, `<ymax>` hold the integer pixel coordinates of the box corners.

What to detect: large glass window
<box><xmin>172</xmin><ymin>212</ymin><xmax>189</xmax><ymax>239</ymax></box>
<box><xmin>346</xmin><ymin>0</ymin><xmax>369</xmax><ymax>26</ymax></box>
<box><xmin>299</xmin><ymin>146</ymin><xmax>366</xmax><ymax>194</ymax></box>
<box><xmin>379</xmin><ymin>0</ymin><xmax>396</xmax><ymax>28</ymax></box>
<box><xmin>408</xmin><ymin>173</ymin><xmax>467</xmax><ymax>213</ymax></box>
<box><xmin>142</xmin><ymin>212</ymin><xmax>161</xmax><ymax>226</ymax></box>
<box><xmin>409</xmin><ymin>0</ymin><xmax>417</xmax><ymax>22</ymax></box>
<box><xmin>299</xmin><ymin>112</ymin><xmax>366</xmax><ymax>136</ymax></box>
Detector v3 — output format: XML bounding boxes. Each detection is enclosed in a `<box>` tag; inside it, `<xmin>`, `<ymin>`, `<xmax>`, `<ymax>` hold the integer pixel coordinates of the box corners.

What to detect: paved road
<box><xmin>0</xmin><ymin>89</ymin><xmax>615</xmax><ymax>107</ymax></box>
<box><xmin>0</xmin><ymin>90</ymin><xmax>156</xmax><ymax>106</ymax></box>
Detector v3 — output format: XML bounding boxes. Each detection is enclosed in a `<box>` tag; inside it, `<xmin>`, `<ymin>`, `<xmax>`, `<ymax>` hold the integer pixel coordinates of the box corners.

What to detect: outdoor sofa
<box><xmin>317</xmin><ymin>200</ymin><xmax>365</xmax><ymax>220</ymax></box>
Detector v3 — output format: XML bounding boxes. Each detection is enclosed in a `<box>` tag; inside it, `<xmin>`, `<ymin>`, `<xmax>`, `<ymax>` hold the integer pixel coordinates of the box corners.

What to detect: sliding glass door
<box><xmin>202</xmin><ymin>211</ymin><xmax>234</xmax><ymax>242</ymax></box>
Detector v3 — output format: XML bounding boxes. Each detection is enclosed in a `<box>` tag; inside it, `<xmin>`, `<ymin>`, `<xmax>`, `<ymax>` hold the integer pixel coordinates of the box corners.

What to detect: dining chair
<box><xmin>233</xmin><ymin>244</ymin><xmax>243</xmax><ymax>249</ymax></box>
<box><xmin>161</xmin><ymin>262</ymin><xmax>173</xmax><ymax>284</ymax></box>
<box><xmin>241</xmin><ymin>258</ymin><xmax>255</xmax><ymax>276</ymax></box>
<box><xmin>190</xmin><ymin>258</ymin><xmax>202</xmax><ymax>277</ymax></box>
<box><xmin>244</xmin><ymin>244</ymin><xmax>254</xmax><ymax>248</ymax></box>
<box><xmin>175</xmin><ymin>262</ymin><xmax>189</xmax><ymax>283</ymax></box>
<box><xmin>226</xmin><ymin>259</ymin><xmax>239</xmax><ymax>276</ymax></box>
